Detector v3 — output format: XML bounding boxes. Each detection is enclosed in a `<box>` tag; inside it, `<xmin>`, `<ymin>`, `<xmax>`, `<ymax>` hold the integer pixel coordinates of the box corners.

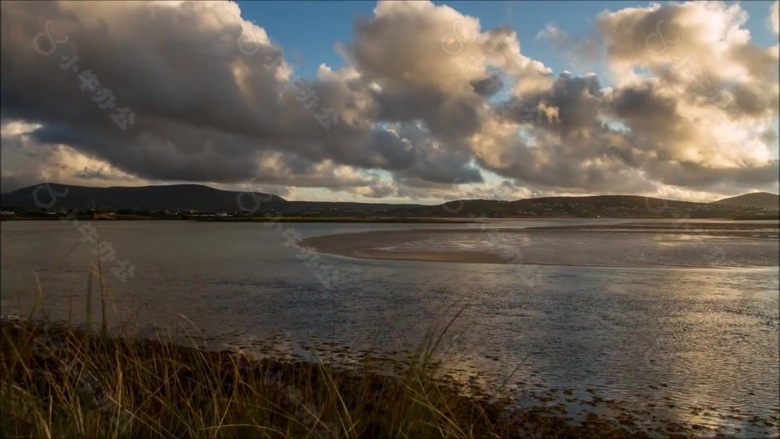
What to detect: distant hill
<box><xmin>712</xmin><ymin>192</ymin><xmax>779</xmax><ymax>210</ymax></box>
<box><xmin>400</xmin><ymin>195</ymin><xmax>728</xmax><ymax>218</ymax></box>
<box><xmin>0</xmin><ymin>183</ymin><xmax>286</xmax><ymax>211</ymax></box>
<box><xmin>1</xmin><ymin>183</ymin><xmax>775</xmax><ymax>219</ymax></box>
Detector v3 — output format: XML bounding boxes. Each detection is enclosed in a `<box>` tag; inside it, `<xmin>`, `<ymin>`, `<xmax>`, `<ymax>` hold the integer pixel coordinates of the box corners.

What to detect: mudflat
<box><xmin>301</xmin><ymin>222</ymin><xmax>779</xmax><ymax>267</ymax></box>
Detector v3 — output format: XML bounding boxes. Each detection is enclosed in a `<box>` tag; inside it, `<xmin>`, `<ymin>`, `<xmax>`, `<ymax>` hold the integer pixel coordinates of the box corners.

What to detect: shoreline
<box><xmin>3</xmin><ymin>215</ymin><xmax>778</xmax><ymax>222</ymax></box>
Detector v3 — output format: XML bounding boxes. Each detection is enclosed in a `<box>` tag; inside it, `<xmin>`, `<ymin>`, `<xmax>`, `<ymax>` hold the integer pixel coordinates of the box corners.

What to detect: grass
<box><xmin>2</xmin><ymin>319</ymin><xmax>664</xmax><ymax>439</ymax></box>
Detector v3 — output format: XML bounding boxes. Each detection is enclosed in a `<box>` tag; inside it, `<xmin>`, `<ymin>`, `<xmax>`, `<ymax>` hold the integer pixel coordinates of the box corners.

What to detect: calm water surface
<box><xmin>1</xmin><ymin>220</ymin><xmax>778</xmax><ymax>435</ymax></box>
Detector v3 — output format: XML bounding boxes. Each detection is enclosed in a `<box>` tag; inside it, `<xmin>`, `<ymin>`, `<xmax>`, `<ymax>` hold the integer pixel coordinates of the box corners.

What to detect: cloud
<box><xmin>0</xmin><ymin>120</ymin><xmax>142</xmax><ymax>192</ymax></box>
<box><xmin>772</xmin><ymin>1</ymin><xmax>779</xmax><ymax>34</ymax></box>
<box><xmin>0</xmin><ymin>0</ymin><xmax>777</xmax><ymax>201</ymax></box>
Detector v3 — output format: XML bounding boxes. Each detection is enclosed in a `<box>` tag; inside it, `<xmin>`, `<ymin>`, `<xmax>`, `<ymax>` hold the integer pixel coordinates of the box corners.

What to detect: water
<box><xmin>2</xmin><ymin>219</ymin><xmax>778</xmax><ymax>435</ymax></box>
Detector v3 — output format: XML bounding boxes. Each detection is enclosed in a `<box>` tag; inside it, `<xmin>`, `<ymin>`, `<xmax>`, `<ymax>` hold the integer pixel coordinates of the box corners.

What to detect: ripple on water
<box><xmin>2</xmin><ymin>220</ymin><xmax>778</xmax><ymax>436</ymax></box>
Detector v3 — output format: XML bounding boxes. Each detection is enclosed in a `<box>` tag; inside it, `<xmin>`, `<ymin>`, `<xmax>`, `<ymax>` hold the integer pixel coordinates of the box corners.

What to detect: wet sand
<box><xmin>526</xmin><ymin>221</ymin><xmax>780</xmax><ymax>232</ymax></box>
<box><xmin>301</xmin><ymin>222</ymin><xmax>779</xmax><ymax>267</ymax></box>
<box><xmin>302</xmin><ymin>228</ymin><xmax>502</xmax><ymax>263</ymax></box>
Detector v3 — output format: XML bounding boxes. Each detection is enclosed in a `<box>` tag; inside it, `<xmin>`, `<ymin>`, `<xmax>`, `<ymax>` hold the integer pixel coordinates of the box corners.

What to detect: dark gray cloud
<box><xmin>0</xmin><ymin>1</ymin><xmax>777</xmax><ymax>200</ymax></box>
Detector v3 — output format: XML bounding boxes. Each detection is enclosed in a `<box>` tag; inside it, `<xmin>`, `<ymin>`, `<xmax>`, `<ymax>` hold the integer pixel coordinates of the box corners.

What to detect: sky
<box><xmin>1</xmin><ymin>1</ymin><xmax>778</xmax><ymax>203</ymax></box>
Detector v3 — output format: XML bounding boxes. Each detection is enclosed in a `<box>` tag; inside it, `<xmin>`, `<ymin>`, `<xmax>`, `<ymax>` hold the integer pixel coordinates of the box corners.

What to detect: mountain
<box><xmin>2</xmin><ymin>183</ymin><xmax>776</xmax><ymax>218</ymax></box>
<box><xmin>712</xmin><ymin>192</ymin><xmax>779</xmax><ymax>210</ymax></box>
<box><xmin>0</xmin><ymin>183</ymin><xmax>285</xmax><ymax>211</ymax></box>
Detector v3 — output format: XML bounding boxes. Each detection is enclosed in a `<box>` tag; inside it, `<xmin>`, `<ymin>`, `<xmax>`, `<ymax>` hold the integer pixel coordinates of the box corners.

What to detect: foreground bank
<box><xmin>0</xmin><ymin>319</ymin><xmax>718</xmax><ymax>438</ymax></box>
